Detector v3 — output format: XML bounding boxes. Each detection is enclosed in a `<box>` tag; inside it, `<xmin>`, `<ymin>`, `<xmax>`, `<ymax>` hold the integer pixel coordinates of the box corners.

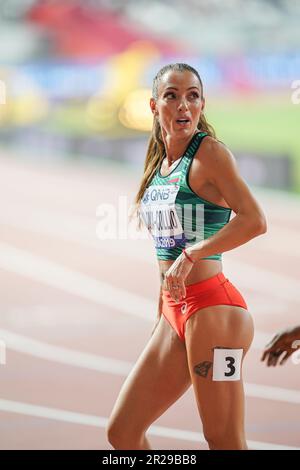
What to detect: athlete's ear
<box><xmin>150</xmin><ymin>97</ymin><xmax>158</xmax><ymax>117</ymax></box>
<box><xmin>201</xmin><ymin>97</ymin><xmax>205</xmax><ymax>112</ymax></box>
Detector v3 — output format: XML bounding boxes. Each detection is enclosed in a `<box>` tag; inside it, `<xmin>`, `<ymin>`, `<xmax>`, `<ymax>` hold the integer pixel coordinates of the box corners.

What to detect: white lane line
<box><xmin>245</xmin><ymin>383</ymin><xmax>300</xmax><ymax>404</ymax></box>
<box><xmin>0</xmin><ymin>204</ymin><xmax>98</xmax><ymax>249</ymax></box>
<box><xmin>0</xmin><ymin>241</ymin><xmax>285</xmax><ymax>353</ymax></box>
<box><xmin>0</xmin><ymin>398</ymin><xmax>298</xmax><ymax>450</ymax></box>
<box><xmin>0</xmin><ymin>242</ymin><xmax>154</xmax><ymax>321</ymax></box>
<box><xmin>1</xmin><ymin>328</ymin><xmax>299</xmax><ymax>405</ymax></box>
<box><xmin>0</xmin><ymin>328</ymin><xmax>132</xmax><ymax>375</ymax></box>
<box><xmin>1</xmin><ymin>203</ymin><xmax>299</xmax><ymax>305</ymax></box>
<box><xmin>224</xmin><ymin>259</ymin><xmax>300</xmax><ymax>304</ymax></box>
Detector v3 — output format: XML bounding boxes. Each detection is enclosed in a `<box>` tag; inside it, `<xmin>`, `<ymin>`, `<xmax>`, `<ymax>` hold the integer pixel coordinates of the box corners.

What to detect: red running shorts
<box><xmin>161</xmin><ymin>272</ymin><xmax>248</xmax><ymax>342</ymax></box>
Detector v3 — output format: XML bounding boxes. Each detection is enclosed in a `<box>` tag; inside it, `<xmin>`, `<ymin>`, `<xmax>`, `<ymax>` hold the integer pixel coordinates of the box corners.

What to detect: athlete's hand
<box><xmin>261</xmin><ymin>326</ymin><xmax>300</xmax><ymax>366</ymax></box>
<box><xmin>164</xmin><ymin>249</ymin><xmax>194</xmax><ymax>303</ymax></box>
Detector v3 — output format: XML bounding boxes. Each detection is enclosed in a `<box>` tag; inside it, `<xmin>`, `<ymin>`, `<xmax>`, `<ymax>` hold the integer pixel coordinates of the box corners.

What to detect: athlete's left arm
<box><xmin>188</xmin><ymin>140</ymin><xmax>267</xmax><ymax>261</ymax></box>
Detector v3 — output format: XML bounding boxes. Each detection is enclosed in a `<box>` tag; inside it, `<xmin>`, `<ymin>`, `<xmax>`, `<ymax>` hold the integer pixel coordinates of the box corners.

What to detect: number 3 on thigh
<box><xmin>212</xmin><ymin>348</ymin><xmax>243</xmax><ymax>381</ymax></box>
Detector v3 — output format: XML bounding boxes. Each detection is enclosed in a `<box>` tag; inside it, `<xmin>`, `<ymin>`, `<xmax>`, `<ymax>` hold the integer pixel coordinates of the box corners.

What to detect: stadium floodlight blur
<box><xmin>0</xmin><ymin>0</ymin><xmax>299</xmax><ymax>192</ymax></box>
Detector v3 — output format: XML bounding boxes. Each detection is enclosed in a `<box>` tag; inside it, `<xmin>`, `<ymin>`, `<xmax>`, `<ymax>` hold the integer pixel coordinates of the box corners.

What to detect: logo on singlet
<box><xmin>140</xmin><ymin>184</ymin><xmax>186</xmax><ymax>248</ymax></box>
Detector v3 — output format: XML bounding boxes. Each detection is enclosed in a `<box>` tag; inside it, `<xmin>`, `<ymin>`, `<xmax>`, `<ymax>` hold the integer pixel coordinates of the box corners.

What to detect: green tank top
<box><xmin>140</xmin><ymin>131</ymin><xmax>232</xmax><ymax>261</ymax></box>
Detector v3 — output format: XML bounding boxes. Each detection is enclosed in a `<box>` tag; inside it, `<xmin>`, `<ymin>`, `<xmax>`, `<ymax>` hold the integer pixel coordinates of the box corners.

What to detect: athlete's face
<box><xmin>150</xmin><ymin>70</ymin><xmax>205</xmax><ymax>137</ymax></box>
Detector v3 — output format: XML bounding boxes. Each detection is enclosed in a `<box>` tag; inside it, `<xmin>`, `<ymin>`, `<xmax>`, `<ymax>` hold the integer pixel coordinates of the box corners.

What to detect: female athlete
<box><xmin>106</xmin><ymin>63</ymin><xmax>267</xmax><ymax>450</ymax></box>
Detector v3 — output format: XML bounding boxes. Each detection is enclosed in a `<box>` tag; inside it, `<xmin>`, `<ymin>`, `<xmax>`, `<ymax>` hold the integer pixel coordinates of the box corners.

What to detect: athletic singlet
<box><xmin>140</xmin><ymin>131</ymin><xmax>232</xmax><ymax>261</ymax></box>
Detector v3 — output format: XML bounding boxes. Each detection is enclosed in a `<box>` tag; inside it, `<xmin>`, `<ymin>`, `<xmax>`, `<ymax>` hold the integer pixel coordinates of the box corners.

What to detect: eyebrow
<box><xmin>164</xmin><ymin>86</ymin><xmax>200</xmax><ymax>91</ymax></box>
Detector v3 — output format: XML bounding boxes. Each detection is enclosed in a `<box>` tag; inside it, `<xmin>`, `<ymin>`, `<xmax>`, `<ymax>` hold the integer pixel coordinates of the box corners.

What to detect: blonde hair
<box><xmin>129</xmin><ymin>63</ymin><xmax>217</xmax><ymax>230</ymax></box>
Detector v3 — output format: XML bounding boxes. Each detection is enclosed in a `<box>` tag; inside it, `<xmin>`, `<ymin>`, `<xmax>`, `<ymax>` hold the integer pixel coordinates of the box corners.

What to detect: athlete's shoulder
<box><xmin>197</xmin><ymin>135</ymin><xmax>236</xmax><ymax>171</ymax></box>
<box><xmin>198</xmin><ymin>135</ymin><xmax>228</xmax><ymax>154</ymax></box>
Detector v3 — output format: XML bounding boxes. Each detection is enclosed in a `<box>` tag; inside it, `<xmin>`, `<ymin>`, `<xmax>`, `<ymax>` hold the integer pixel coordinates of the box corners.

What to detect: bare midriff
<box><xmin>159</xmin><ymin>258</ymin><xmax>222</xmax><ymax>289</ymax></box>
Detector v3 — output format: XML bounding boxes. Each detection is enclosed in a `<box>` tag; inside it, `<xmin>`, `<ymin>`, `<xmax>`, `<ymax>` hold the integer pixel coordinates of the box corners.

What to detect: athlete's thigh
<box><xmin>184</xmin><ymin>305</ymin><xmax>254</xmax><ymax>433</ymax></box>
<box><xmin>107</xmin><ymin>314</ymin><xmax>192</xmax><ymax>436</ymax></box>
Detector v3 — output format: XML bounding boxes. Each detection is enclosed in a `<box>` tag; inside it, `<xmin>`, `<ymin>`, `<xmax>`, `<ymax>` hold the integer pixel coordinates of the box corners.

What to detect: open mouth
<box><xmin>176</xmin><ymin>118</ymin><xmax>191</xmax><ymax>126</ymax></box>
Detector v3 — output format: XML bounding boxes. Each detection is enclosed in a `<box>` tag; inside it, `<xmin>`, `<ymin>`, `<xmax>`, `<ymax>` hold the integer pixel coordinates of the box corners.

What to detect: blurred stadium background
<box><xmin>0</xmin><ymin>0</ymin><xmax>300</xmax><ymax>450</ymax></box>
<box><xmin>1</xmin><ymin>0</ymin><xmax>300</xmax><ymax>190</ymax></box>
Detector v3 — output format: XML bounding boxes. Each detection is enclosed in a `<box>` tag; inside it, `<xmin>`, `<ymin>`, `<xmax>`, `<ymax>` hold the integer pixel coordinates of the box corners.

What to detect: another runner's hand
<box><xmin>165</xmin><ymin>249</ymin><xmax>194</xmax><ymax>303</ymax></box>
<box><xmin>261</xmin><ymin>326</ymin><xmax>300</xmax><ymax>366</ymax></box>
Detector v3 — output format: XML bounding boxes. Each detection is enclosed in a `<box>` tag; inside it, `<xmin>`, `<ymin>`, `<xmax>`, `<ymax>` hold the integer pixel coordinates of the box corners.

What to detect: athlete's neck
<box><xmin>163</xmin><ymin>130</ymin><xmax>199</xmax><ymax>164</ymax></box>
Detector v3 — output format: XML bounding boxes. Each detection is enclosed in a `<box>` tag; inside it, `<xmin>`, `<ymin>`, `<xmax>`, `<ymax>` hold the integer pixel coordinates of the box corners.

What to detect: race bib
<box><xmin>141</xmin><ymin>185</ymin><xmax>187</xmax><ymax>249</ymax></box>
<box><xmin>212</xmin><ymin>348</ymin><xmax>243</xmax><ymax>381</ymax></box>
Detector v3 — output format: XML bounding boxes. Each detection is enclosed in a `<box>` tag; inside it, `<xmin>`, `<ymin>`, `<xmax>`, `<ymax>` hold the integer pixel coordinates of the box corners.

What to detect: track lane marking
<box><xmin>0</xmin><ymin>398</ymin><xmax>298</xmax><ymax>450</ymax></box>
<box><xmin>1</xmin><ymin>328</ymin><xmax>299</xmax><ymax>405</ymax></box>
